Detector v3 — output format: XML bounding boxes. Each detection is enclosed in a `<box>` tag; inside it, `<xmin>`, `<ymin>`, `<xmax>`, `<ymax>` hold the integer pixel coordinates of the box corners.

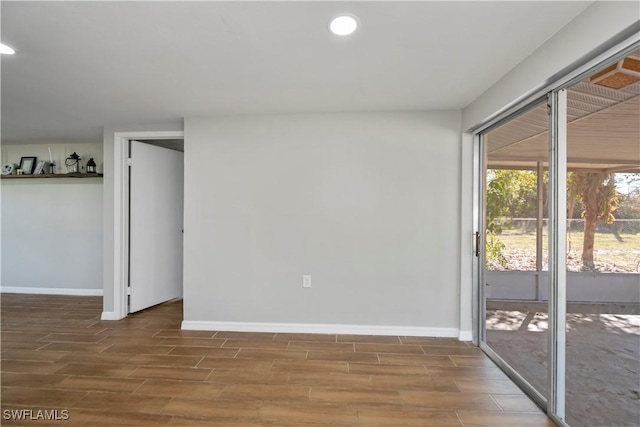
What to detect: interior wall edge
<box><xmin>100</xmin><ymin>311</ymin><xmax>121</xmax><ymax>321</ymax></box>
<box><xmin>458</xmin><ymin>330</ymin><xmax>473</xmax><ymax>341</ymax></box>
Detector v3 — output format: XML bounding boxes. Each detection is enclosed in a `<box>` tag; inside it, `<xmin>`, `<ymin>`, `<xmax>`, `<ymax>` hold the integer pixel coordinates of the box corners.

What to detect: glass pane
<box><xmin>564</xmin><ymin>50</ymin><xmax>640</xmax><ymax>426</ymax></box>
<box><xmin>484</xmin><ymin>100</ymin><xmax>549</xmax><ymax>398</ymax></box>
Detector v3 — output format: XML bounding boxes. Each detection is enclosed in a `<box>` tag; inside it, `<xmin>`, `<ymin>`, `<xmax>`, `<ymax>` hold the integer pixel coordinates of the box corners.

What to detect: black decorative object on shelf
<box><xmin>86</xmin><ymin>158</ymin><xmax>97</xmax><ymax>174</ymax></box>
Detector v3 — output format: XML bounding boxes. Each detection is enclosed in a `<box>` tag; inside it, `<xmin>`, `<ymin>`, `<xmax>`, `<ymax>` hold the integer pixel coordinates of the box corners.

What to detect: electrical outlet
<box><xmin>303</xmin><ymin>275</ymin><xmax>312</xmax><ymax>288</ymax></box>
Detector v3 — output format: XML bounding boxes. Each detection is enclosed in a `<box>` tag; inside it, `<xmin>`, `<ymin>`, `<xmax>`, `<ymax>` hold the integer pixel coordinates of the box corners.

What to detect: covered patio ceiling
<box><xmin>487</xmin><ymin>51</ymin><xmax>640</xmax><ymax>173</ymax></box>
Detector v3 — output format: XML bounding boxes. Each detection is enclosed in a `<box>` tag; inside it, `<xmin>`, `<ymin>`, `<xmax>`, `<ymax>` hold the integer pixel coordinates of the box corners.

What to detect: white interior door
<box><xmin>129</xmin><ymin>140</ymin><xmax>184</xmax><ymax>313</ymax></box>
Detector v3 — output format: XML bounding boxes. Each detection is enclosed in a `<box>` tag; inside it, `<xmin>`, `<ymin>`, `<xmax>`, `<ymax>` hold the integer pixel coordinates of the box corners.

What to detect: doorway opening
<box><xmin>128</xmin><ymin>139</ymin><xmax>184</xmax><ymax>313</ymax></box>
<box><xmin>108</xmin><ymin>130</ymin><xmax>185</xmax><ymax>320</ymax></box>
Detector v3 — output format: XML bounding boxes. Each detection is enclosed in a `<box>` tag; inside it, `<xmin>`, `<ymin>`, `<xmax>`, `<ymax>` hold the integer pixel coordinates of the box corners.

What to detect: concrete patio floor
<box><xmin>486</xmin><ymin>301</ymin><xmax>640</xmax><ymax>427</ymax></box>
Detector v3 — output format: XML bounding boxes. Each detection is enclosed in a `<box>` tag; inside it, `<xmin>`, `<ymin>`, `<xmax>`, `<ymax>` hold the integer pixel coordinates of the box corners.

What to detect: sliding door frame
<box><xmin>474</xmin><ymin>96</ymin><xmax>550</xmax><ymax>413</ymax></box>
<box><xmin>547</xmin><ymin>89</ymin><xmax>567</xmax><ymax>422</ymax></box>
<box><xmin>471</xmin><ymin>31</ymin><xmax>640</xmax><ymax>426</ymax></box>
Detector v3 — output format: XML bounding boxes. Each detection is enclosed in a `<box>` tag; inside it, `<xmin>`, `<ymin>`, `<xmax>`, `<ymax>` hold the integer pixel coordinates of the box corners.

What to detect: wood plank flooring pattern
<box><xmin>0</xmin><ymin>294</ymin><xmax>554</xmax><ymax>426</ymax></box>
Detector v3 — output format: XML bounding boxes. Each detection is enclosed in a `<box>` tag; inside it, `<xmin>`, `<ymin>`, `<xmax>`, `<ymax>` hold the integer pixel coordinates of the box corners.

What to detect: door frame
<box><xmin>471</xmin><ymin>35</ymin><xmax>640</xmax><ymax>426</ymax></box>
<box><xmin>473</xmin><ymin>110</ymin><xmax>551</xmax><ymax>417</ymax></box>
<box><xmin>110</xmin><ymin>130</ymin><xmax>185</xmax><ymax>320</ymax></box>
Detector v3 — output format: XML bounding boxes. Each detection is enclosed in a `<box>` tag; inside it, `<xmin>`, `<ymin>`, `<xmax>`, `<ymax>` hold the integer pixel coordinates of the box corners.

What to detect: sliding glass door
<box><xmin>480</xmin><ymin>99</ymin><xmax>550</xmax><ymax>402</ymax></box>
<box><xmin>477</xmin><ymin>46</ymin><xmax>640</xmax><ymax>427</ymax></box>
<box><xmin>563</xmin><ymin>50</ymin><xmax>640</xmax><ymax>427</ymax></box>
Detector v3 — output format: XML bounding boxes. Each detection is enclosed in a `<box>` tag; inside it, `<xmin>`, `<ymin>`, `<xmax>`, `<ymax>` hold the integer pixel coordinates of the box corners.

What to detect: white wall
<box><xmin>1</xmin><ymin>180</ymin><xmax>103</xmax><ymax>294</ymax></box>
<box><xmin>183</xmin><ymin>111</ymin><xmax>463</xmax><ymax>335</ymax></box>
<box><xmin>1</xmin><ymin>142</ymin><xmax>103</xmax><ymax>294</ymax></box>
<box><xmin>463</xmin><ymin>1</ymin><xmax>640</xmax><ymax>131</ymax></box>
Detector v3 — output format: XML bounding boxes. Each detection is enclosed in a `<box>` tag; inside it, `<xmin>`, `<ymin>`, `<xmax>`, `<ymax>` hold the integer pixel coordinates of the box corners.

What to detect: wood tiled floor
<box><xmin>0</xmin><ymin>294</ymin><xmax>554</xmax><ymax>426</ymax></box>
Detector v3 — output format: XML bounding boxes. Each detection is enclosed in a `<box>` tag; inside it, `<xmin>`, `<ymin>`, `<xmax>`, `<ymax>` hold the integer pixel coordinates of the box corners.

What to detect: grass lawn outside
<box><xmin>488</xmin><ymin>228</ymin><xmax>640</xmax><ymax>273</ymax></box>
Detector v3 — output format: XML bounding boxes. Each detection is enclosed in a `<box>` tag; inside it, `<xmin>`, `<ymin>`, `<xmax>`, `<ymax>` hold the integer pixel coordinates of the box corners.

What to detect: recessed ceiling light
<box><xmin>329</xmin><ymin>15</ymin><xmax>358</xmax><ymax>36</ymax></box>
<box><xmin>0</xmin><ymin>43</ymin><xmax>16</xmax><ymax>55</ymax></box>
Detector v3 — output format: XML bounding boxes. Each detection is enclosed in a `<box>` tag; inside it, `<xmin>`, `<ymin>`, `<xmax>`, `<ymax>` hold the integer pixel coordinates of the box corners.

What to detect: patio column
<box><xmin>536</xmin><ymin>161</ymin><xmax>544</xmax><ymax>301</ymax></box>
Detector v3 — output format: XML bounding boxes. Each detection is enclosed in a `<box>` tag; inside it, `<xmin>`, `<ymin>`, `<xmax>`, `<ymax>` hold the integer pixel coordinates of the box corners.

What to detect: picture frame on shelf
<box><xmin>33</xmin><ymin>160</ymin><xmax>46</xmax><ymax>175</ymax></box>
<box><xmin>19</xmin><ymin>157</ymin><xmax>37</xmax><ymax>174</ymax></box>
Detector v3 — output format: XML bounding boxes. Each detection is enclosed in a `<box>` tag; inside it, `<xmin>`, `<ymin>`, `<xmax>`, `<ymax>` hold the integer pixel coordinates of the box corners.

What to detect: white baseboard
<box><xmin>458</xmin><ymin>330</ymin><xmax>473</xmax><ymax>341</ymax></box>
<box><xmin>1</xmin><ymin>287</ymin><xmax>103</xmax><ymax>297</ymax></box>
<box><xmin>181</xmin><ymin>320</ymin><xmax>459</xmax><ymax>338</ymax></box>
<box><xmin>100</xmin><ymin>312</ymin><xmax>123</xmax><ymax>321</ymax></box>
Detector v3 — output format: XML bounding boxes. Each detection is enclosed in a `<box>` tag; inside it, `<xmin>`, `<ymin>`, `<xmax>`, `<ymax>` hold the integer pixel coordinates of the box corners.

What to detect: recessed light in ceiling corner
<box><xmin>0</xmin><ymin>43</ymin><xmax>16</xmax><ymax>55</ymax></box>
<box><xmin>329</xmin><ymin>15</ymin><xmax>358</xmax><ymax>36</ymax></box>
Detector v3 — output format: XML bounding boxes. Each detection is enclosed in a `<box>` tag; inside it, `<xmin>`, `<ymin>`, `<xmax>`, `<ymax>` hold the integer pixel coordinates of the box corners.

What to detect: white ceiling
<box><xmin>1</xmin><ymin>1</ymin><xmax>592</xmax><ymax>144</ymax></box>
